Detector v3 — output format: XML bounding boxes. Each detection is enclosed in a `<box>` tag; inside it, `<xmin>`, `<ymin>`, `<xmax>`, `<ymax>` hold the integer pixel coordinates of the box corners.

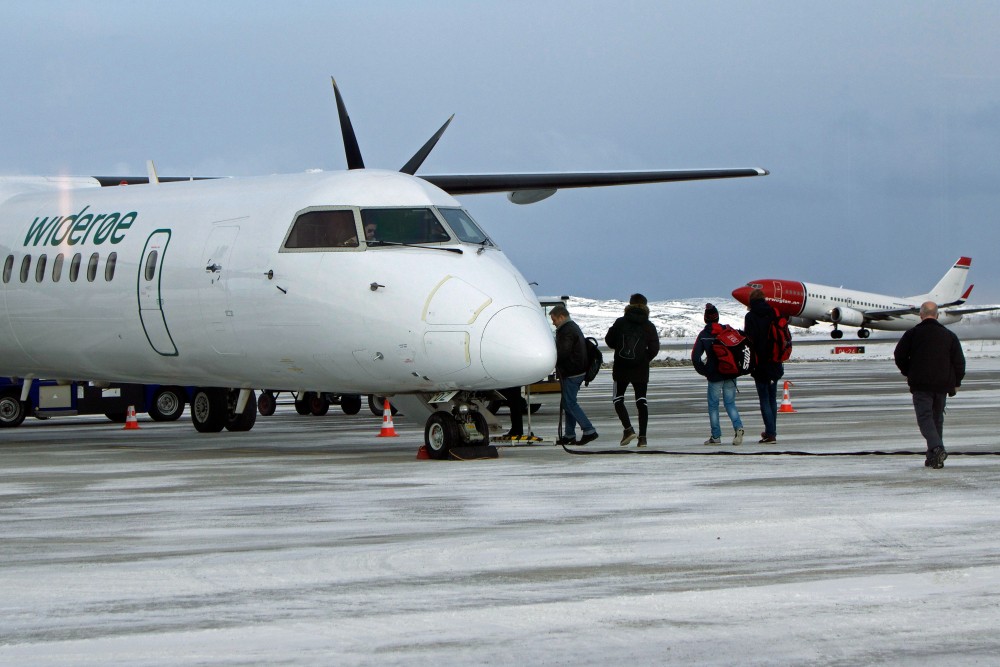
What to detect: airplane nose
<box><xmin>480</xmin><ymin>306</ymin><xmax>557</xmax><ymax>385</ymax></box>
<box><xmin>731</xmin><ymin>286</ymin><xmax>751</xmax><ymax>304</ymax></box>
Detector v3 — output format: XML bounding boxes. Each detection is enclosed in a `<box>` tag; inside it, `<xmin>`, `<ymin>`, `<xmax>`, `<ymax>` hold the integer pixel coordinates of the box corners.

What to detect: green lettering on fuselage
<box><xmin>21</xmin><ymin>206</ymin><xmax>138</xmax><ymax>247</ymax></box>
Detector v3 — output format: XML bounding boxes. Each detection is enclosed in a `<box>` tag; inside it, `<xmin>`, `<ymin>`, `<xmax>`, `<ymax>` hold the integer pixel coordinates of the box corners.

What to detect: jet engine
<box><xmin>788</xmin><ymin>316</ymin><xmax>816</xmax><ymax>329</ymax></box>
<box><xmin>828</xmin><ymin>307</ymin><xmax>865</xmax><ymax>327</ymax></box>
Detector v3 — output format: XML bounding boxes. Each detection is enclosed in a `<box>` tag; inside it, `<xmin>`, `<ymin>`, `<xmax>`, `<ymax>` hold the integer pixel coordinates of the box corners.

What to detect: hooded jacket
<box><xmin>744</xmin><ymin>297</ymin><xmax>785</xmax><ymax>382</ymax></box>
<box><xmin>605</xmin><ymin>304</ymin><xmax>660</xmax><ymax>376</ymax></box>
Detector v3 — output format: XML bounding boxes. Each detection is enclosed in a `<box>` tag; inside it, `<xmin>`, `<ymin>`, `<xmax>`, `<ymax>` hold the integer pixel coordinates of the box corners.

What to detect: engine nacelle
<box><xmin>788</xmin><ymin>316</ymin><xmax>816</xmax><ymax>329</ymax></box>
<box><xmin>828</xmin><ymin>306</ymin><xmax>865</xmax><ymax>327</ymax></box>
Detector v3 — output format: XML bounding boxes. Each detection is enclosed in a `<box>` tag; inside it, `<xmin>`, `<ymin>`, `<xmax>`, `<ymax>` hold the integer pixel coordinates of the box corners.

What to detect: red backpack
<box><xmin>710</xmin><ymin>324</ymin><xmax>753</xmax><ymax>377</ymax></box>
<box><xmin>768</xmin><ymin>306</ymin><xmax>793</xmax><ymax>363</ymax></box>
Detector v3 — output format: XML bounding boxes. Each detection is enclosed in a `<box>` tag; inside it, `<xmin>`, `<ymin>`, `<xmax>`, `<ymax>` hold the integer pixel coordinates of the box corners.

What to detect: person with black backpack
<box><xmin>550</xmin><ymin>304</ymin><xmax>598</xmax><ymax>446</ymax></box>
<box><xmin>743</xmin><ymin>288</ymin><xmax>787</xmax><ymax>444</ymax></box>
<box><xmin>691</xmin><ymin>303</ymin><xmax>745</xmax><ymax>446</ymax></box>
<box><xmin>605</xmin><ymin>293</ymin><xmax>660</xmax><ymax>447</ymax></box>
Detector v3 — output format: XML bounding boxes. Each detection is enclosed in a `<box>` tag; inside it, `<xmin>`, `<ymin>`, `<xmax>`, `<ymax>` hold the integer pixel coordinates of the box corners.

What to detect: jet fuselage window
<box><xmin>52</xmin><ymin>254</ymin><xmax>64</xmax><ymax>283</ymax></box>
<box><xmin>439</xmin><ymin>207</ymin><xmax>493</xmax><ymax>246</ymax></box>
<box><xmin>361</xmin><ymin>207</ymin><xmax>450</xmax><ymax>246</ymax></box>
<box><xmin>34</xmin><ymin>254</ymin><xmax>47</xmax><ymax>283</ymax></box>
<box><xmin>105</xmin><ymin>252</ymin><xmax>117</xmax><ymax>282</ymax></box>
<box><xmin>2</xmin><ymin>255</ymin><xmax>12</xmax><ymax>283</ymax></box>
<box><xmin>87</xmin><ymin>253</ymin><xmax>99</xmax><ymax>282</ymax></box>
<box><xmin>19</xmin><ymin>255</ymin><xmax>31</xmax><ymax>283</ymax></box>
<box><xmin>144</xmin><ymin>251</ymin><xmax>158</xmax><ymax>281</ymax></box>
<box><xmin>283</xmin><ymin>210</ymin><xmax>359</xmax><ymax>250</ymax></box>
<box><xmin>69</xmin><ymin>253</ymin><xmax>81</xmax><ymax>282</ymax></box>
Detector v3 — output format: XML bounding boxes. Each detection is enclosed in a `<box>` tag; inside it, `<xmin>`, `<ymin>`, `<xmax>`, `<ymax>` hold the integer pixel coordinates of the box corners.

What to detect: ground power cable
<box><xmin>561</xmin><ymin>446</ymin><xmax>1000</xmax><ymax>457</ymax></box>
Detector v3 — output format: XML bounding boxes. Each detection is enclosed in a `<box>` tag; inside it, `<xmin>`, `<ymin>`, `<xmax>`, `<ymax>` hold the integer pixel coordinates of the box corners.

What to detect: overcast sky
<box><xmin>2</xmin><ymin>1</ymin><xmax>999</xmax><ymax>302</ymax></box>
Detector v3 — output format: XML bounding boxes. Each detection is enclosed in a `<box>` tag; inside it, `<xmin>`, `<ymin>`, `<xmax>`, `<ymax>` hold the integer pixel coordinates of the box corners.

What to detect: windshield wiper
<box><xmin>367</xmin><ymin>241</ymin><xmax>463</xmax><ymax>254</ymax></box>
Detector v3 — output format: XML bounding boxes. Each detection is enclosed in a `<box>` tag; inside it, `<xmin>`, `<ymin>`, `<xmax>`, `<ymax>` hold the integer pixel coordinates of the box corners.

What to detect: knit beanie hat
<box><xmin>704</xmin><ymin>303</ymin><xmax>719</xmax><ymax>323</ymax></box>
<box><xmin>629</xmin><ymin>293</ymin><xmax>648</xmax><ymax>306</ymax></box>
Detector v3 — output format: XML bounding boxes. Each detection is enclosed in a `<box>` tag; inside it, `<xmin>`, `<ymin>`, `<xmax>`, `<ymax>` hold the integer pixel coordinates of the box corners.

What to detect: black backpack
<box><xmin>710</xmin><ymin>324</ymin><xmax>753</xmax><ymax>378</ymax></box>
<box><xmin>768</xmin><ymin>306</ymin><xmax>793</xmax><ymax>363</ymax></box>
<box><xmin>616</xmin><ymin>320</ymin><xmax>647</xmax><ymax>365</ymax></box>
<box><xmin>583</xmin><ymin>337</ymin><xmax>603</xmax><ymax>386</ymax></box>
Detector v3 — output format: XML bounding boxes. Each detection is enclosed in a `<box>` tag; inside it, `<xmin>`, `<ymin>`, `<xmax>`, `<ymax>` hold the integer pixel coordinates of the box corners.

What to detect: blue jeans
<box><xmin>561</xmin><ymin>374</ymin><xmax>595</xmax><ymax>438</ymax></box>
<box><xmin>755</xmin><ymin>378</ymin><xmax>778</xmax><ymax>437</ymax></box>
<box><xmin>708</xmin><ymin>379</ymin><xmax>742</xmax><ymax>438</ymax></box>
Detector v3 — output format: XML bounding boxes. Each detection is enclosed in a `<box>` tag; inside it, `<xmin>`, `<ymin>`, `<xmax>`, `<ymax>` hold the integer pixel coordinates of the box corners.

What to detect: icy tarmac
<box><xmin>3</xmin><ymin>357</ymin><xmax>1000</xmax><ymax>665</ymax></box>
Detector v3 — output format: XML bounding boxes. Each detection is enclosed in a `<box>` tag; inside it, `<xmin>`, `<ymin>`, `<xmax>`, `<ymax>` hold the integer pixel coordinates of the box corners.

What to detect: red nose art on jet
<box><xmin>732</xmin><ymin>280</ymin><xmax>806</xmax><ymax>316</ymax></box>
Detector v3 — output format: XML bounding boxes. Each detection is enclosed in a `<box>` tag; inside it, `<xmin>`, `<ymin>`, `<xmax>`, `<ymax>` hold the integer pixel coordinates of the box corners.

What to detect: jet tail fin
<box><xmin>909</xmin><ymin>256</ymin><xmax>971</xmax><ymax>304</ymax></box>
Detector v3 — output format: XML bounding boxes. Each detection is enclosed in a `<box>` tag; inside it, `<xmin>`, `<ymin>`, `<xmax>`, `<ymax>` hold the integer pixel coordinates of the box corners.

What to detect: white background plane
<box><xmin>732</xmin><ymin>256</ymin><xmax>1000</xmax><ymax>339</ymax></box>
<box><xmin>0</xmin><ymin>81</ymin><xmax>766</xmax><ymax>457</ymax></box>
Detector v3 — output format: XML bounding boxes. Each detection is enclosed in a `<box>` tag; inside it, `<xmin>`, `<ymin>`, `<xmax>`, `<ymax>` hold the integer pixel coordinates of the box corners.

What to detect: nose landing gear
<box><xmin>422</xmin><ymin>394</ymin><xmax>491</xmax><ymax>460</ymax></box>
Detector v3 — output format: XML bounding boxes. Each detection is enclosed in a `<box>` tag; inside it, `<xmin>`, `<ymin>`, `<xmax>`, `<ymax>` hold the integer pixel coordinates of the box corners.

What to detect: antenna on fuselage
<box><xmin>331</xmin><ymin>77</ymin><xmax>365</xmax><ymax>170</ymax></box>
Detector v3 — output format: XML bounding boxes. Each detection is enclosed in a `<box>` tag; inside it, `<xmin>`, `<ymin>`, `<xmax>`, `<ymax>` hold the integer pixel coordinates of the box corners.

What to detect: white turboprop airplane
<box><xmin>731</xmin><ymin>256</ymin><xmax>1000</xmax><ymax>340</ymax></box>
<box><xmin>0</xmin><ymin>80</ymin><xmax>767</xmax><ymax>457</ymax></box>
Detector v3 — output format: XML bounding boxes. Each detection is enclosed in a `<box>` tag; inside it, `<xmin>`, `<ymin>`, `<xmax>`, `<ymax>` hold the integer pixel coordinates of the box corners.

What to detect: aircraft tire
<box><xmin>424</xmin><ymin>411</ymin><xmax>460</xmax><ymax>460</ymax></box>
<box><xmin>191</xmin><ymin>388</ymin><xmax>227</xmax><ymax>433</ymax></box>
<box><xmin>149</xmin><ymin>386</ymin><xmax>185</xmax><ymax>422</ymax></box>
<box><xmin>257</xmin><ymin>391</ymin><xmax>276</xmax><ymax>416</ymax></box>
<box><xmin>226</xmin><ymin>390</ymin><xmax>257</xmax><ymax>432</ymax></box>
<box><xmin>309</xmin><ymin>394</ymin><xmax>331</xmax><ymax>416</ymax></box>
<box><xmin>0</xmin><ymin>393</ymin><xmax>27</xmax><ymax>428</ymax></box>
<box><xmin>295</xmin><ymin>394</ymin><xmax>313</xmax><ymax>415</ymax></box>
<box><xmin>368</xmin><ymin>394</ymin><xmax>398</xmax><ymax>416</ymax></box>
<box><xmin>340</xmin><ymin>394</ymin><xmax>362</xmax><ymax>415</ymax></box>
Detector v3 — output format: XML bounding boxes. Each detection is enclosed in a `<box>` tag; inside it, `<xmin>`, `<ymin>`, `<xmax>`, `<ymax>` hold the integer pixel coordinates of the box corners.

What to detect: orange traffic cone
<box><xmin>778</xmin><ymin>380</ymin><xmax>797</xmax><ymax>413</ymax></box>
<box><xmin>123</xmin><ymin>405</ymin><xmax>140</xmax><ymax>430</ymax></box>
<box><xmin>416</xmin><ymin>445</ymin><xmax>430</xmax><ymax>459</ymax></box>
<box><xmin>378</xmin><ymin>398</ymin><xmax>398</xmax><ymax>437</ymax></box>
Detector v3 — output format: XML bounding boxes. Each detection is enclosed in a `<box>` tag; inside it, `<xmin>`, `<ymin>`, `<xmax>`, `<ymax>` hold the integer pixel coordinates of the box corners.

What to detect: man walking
<box><xmin>893</xmin><ymin>301</ymin><xmax>965</xmax><ymax>469</ymax></box>
<box><xmin>550</xmin><ymin>304</ymin><xmax>598</xmax><ymax>446</ymax></box>
<box><xmin>692</xmin><ymin>303</ymin><xmax>744</xmax><ymax>446</ymax></box>
<box><xmin>605</xmin><ymin>293</ymin><xmax>660</xmax><ymax>447</ymax></box>
<box><xmin>743</xmin><ymin>288</ymin><xmax>784</xmax><ymax>443</ymax></box>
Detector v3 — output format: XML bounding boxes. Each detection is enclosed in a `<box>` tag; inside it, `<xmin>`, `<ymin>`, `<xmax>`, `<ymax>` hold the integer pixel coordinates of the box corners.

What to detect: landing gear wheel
<box><xmin>469</xmin><ymin>410</ymin><xmax>490</xmax><ymax>443</ymax></box>
<box><xmin>831</xmin><ymin>329</ymin><xmax>844</xmax><ymax>340</ymax></box>
<box><xmin>257</xmin><ymin>391</ymin><xmax>276</xmax><ymax>416</ymax></box>
<box><xmin>226</xmin><ymin>390</ymin><xmax>257</xmax><ymax>432</ymax></box>
<box><xmin>368</xmin><ymin>394</ymin><xmax>397</xmax><ymax>416</ymax></box>
<box><xmin>294</xmin><ymin>393</ymin><xmax>313</xmax><ymax>415</ymax></box>
<box><xmin>341</xmin><ymin>394</ymin><xmax>362</xmax><ymax>415</ymax></box>
<box><xmin>149</xmin><ymin>386</ymin><xmax>185</xmax><ymax>421</ymax></box>
<box><xmin>0</xmin><ymin>394</ymin><xmax>27</xmax><ymax>427</ymax></box>
<box><xmin>858</xmin><ymin>328</ymin><xmax>870</xmax><ymax>339</ymax></box>
<box><xmin>192</xmin><ymin>388</ymin><xmax>228</xmax><ymax>433</ymax></box>
<box><xmin>424</xmin><ymin>411</ymin><xmax>460</xmax><ymax>460</ymax></box>
<box><xmin>309</xmin><ymin>394</ymin><xmax>331</xmax><ymax>416</ymax></box>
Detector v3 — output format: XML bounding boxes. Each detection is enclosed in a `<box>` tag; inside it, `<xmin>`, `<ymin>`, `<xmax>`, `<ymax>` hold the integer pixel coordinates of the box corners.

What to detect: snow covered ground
<box><xmin>3</xmin><ymin>356</ymin><xmax>1000</xmax><ymax>665</ymax></box>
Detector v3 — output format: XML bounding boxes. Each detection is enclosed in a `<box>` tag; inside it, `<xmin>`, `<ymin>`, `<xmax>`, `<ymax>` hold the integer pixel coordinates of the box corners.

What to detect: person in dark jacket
<box><xmin>894</xmin><ymin>301</ymin><xmax>966</xmax><ymax>469</ymax></box>
<box><xmin>743</xmin><ymin>288</ymin><xmax>784</xmax><ymax>443</ymax></box>
<box><xmin>605</xmin><ymin>293</ymin><xmax>660</xmax><ymax>447</ymax></box>
<box><xmin>691</xmin><ymin>303</ymin><xmax>744</xmax><ymax>446</ymax></box>
<box><xmin>550</xmin><ymin>304</ymin><xmax>598</xmax><ymax>446</ymax></box>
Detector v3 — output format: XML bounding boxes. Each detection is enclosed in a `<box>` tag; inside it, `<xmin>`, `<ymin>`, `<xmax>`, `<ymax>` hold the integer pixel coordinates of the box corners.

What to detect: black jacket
<box><xmin>555</xmin><ymin>318</ymin><xmax>588</xmax><ymax>379</ymax></box>
<box><xmin>893</xmin><ymin>318</ymin><xmax>965</xmax><ymax>393</ymax></box>
<box><xmin>743</xmin><ymin>298</ymin><xmax>784</xmax><ymax>382</ymax></box>
<box><xmin>605</xmin><ymin>305</ymin><xmax>660</xmax><ymax>377</ymax></box>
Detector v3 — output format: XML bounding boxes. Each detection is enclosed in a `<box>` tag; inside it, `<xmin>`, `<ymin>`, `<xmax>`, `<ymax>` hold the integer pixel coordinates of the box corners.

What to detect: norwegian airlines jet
<box><xmin>0</xmin><ymin>79</ymin><xmax>767</xmax><ymax>458</ymax></box>
<box><xmin>732</xmin><ymin>257</ymin><xmax>1000</xmax><ymax>340</ymax></box>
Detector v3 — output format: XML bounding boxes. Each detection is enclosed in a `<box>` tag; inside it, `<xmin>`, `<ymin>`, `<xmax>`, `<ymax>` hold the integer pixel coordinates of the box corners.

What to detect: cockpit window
<box><xmin>438</xmin><ymin>208</ymin><xmax>493</xmax><ymax>246</ymax></box>
<box><xmin>283</xmin><ymin>210</ymin><xmax>359</xmax><ymax>250</ymax></box>
<box><xmin>360</xmin><ymin>208</ymin><xmax>450</xmax><ymax>246</ymax></box>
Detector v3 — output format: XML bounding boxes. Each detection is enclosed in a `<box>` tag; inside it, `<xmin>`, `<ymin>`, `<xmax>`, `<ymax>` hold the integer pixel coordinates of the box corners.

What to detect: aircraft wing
<box><xmin>943</xmin><ymin>305</ymin><xmax>1000</xmax><ymax>316</ymax></box>
<box><xmin>861</xmin><ymin>307</ymin><xmax>919</xmax><ymax>321</ymax></box>
<box><xmin>422</xmin><ymin>168</ymin><xmax>768</xmax><ymax>197</ymax></box>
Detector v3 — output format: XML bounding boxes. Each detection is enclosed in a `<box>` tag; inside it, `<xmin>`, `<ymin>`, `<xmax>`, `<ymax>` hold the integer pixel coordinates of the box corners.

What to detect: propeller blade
<box><xmin>331</xmin><ymin>77</ymin><xmax>365</xmax><ymax>170</ymax></box>
<box><xmin>400</xmin><ymin>114</ymin><xmax>454</xmax><ymax>175</ymax></box>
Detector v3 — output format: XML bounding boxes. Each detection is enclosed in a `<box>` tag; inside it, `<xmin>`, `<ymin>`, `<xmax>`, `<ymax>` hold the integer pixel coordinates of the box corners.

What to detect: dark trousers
<box><xmin>755</xmin><ymin>378</ymin><xmax>779</xmax><ymax>437</ymax></box>
<box><xmin>499</xmin><ymin>386</ymin><xmax>524</xmax><ymax>435</ymax></box>
<box><xmin>912</xmin><ymin>390</ymin><xmax>947</xmax><ymax>452</ymax></box>
<box><xmin>612</xmin><ymin>378</ymin><xmax>648</xmax><ymax>436</ymax></box>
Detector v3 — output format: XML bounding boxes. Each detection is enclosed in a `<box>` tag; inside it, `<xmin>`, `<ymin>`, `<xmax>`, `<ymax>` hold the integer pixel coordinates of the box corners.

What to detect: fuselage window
<box><xmin>105</xmin><ymin>252</ymin><xmax>117</xmax><ymax>282</ymax></box>
<box><xmin>35</xmin><ymin>254</ymin><xmax>47</xmax><ymax>283</ymax></box>
<box><xmin>19</xmin><ymin>255</ymin><xmax>31</xmax><ymax>283</ymax></box>
<box><xmin>2</xmin><ymin>255</ymin><xmax>12</xmax><ymax>283</ymax></box>
<box><xmin>283</xmin><ymin>210</ymin><xmax>359</xmax><ymax>249</ymax></box>
<box><xmin>144</xmin><ymin>250</ymin><xmax>158</xmax><ymax>281</ymax></box>
<box><xmin>87</xmin><ymin>253</ymin><xmax>99</xmax><ymax>282</ymax></box>
<box><xmin>69</xmin><ymin>253</ymin><xmax>82</xmax><ymax>282</ymax></box>
<box><xmin>52</xmin><ymin>254</ymin><xmax>64</xmax><ymax>283</ymax></box>
<box><xmin>439</xmin><ymin>207</ymin><xmax>493</xmax><ymax>246</ymax></box>
<box><xmin>360</xmin><ymin>207</ymin><xmax>450</xmax><ymax>246</ymax></box>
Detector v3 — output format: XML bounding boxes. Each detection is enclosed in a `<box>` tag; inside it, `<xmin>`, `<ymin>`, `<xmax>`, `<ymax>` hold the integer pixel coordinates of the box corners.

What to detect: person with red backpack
<box><xmin>691</xmin><ymin>303</ymin><xmax>745</xmax><ymax>446</ymax></box>
<box><xmin>743</xmin><ymin>288</ymin><xmax>787</xmax><ymax>443</ymax></box>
